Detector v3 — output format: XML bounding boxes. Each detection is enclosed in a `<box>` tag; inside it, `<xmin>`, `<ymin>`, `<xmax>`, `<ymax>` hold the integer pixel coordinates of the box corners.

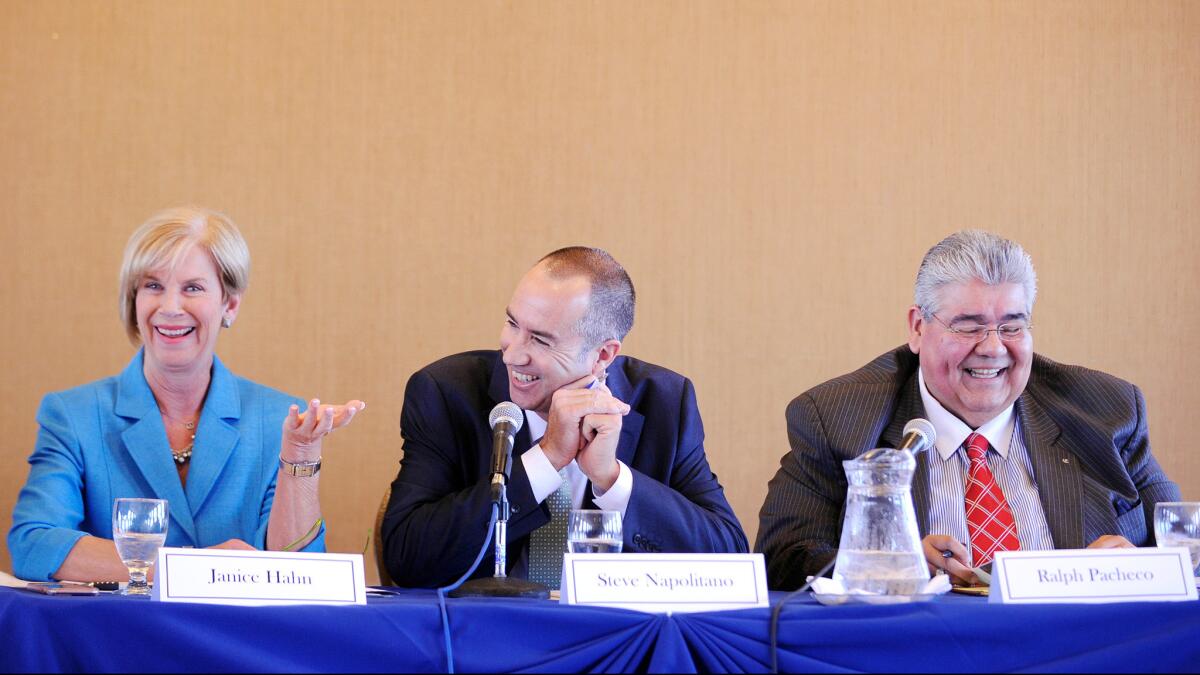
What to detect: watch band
<box><xmin>279</xmin><ymin>455</ymin><xmax>322</xmax><ymax>477</ymax></box>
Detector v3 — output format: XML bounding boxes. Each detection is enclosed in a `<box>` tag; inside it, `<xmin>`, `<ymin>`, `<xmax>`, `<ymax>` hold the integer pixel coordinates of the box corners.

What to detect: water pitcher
<box><xmin>832</xmin><ymin>449</ymin><xmax>929</xmax><ymax>596</ymax></box>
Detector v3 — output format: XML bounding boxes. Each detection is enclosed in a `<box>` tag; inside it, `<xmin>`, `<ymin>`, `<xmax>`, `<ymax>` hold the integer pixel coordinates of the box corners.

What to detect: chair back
<box><xmin>373</xmin><ymin>485</ymin><xmax>394</xmax><ymax>587</ymax></box>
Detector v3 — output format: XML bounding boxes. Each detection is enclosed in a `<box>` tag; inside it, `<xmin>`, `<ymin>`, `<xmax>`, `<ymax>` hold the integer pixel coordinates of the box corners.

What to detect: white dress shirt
<box><xmin>919</xmin><ymin>369</ymin><xmax>1055</xmax><ymax>565</ymax></box>
<box><xmin>519</xmin><ymin>410</ymin><xmax>634</xmax><ymax>517</ymax></box>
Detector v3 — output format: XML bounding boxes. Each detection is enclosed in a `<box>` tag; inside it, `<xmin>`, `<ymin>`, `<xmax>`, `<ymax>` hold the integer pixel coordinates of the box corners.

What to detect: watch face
<box><xmin>281</xmin><ymin>457</ymin><xmax>321</xmax><ymax>477</ymax></box>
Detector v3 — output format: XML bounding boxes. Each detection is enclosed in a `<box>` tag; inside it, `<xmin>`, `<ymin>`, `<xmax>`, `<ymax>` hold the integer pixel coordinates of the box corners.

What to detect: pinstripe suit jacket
<box><xmin>756</xmin><ymin>346</ymin><xmax>1180</xmax><ymax>591</ymax></box>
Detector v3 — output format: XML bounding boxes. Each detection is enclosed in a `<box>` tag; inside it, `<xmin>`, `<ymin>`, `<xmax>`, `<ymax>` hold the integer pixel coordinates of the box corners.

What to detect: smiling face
<box><xmin>907</xmin><ymin>279</ymin><xmax>1033</xmax><ymax>428</ymax></box>
<box><xmin>135</xmin><ymin>244</ymin><xmax>239</xmax><ymax>378</ymax></box>
<box><xmin>499</xmin><ymin>265</ymin><xmax>613</xmax><ymax>414</ymax></box>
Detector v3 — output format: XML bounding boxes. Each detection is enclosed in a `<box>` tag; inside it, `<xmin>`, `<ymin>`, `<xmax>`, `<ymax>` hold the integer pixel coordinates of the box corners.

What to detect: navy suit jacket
<box><xmin>381</xmin><ymin>350</ymin><xmax>748</xmax><ymax>588</ymax></box>
<box><xmin>756</xmin><ymin>346</ymin><xmax>1181</xmax><ymax>591</ymax></box>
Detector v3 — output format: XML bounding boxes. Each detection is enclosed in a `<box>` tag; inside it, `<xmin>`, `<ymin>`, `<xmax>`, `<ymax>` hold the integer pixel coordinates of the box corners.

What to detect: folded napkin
<box><xmin>0</xmin><ymin>571</ymin><xmax>28</xmax><ymax>589</ymax></box>
<box><xmin>808</xmin><ymin>574</ymin><xmax>951</xmax><ymax>605</ymax></box>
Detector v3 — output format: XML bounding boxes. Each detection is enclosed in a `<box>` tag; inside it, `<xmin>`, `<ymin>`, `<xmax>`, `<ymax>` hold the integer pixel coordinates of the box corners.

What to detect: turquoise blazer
<box><xmin>8</xmin><ymin>350</ymin><xmax>325</xmax><ymax>581</ymax></box>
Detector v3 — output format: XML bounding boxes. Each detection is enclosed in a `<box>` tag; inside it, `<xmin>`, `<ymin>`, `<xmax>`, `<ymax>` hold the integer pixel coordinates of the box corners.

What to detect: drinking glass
<box><xmin>1154</xmin><ymin>502</ymin><xmax>1200</xmax><ymax>575</ymax></box>
<box><xmin>112</xmin><ymin>498</ymin><xmax>169</xmax><ymax>596</ymax></box>
<box><xmin>567</xmin><ymin>510</ymin><xmax>622</xmax><ymax>553</ymax></box>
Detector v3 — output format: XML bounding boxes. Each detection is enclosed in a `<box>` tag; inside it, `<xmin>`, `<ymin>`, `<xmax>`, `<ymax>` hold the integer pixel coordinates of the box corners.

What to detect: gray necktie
<box><xmin>526</xmin><ymin>468</ymin><xmax>571</xmax><ymax>588</ymax></box>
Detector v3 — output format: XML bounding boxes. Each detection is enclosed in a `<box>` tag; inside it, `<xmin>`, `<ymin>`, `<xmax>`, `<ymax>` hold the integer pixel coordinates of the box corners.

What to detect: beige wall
<box><xmin>2</xmin><ymin>1</ymin><xmax>1197</xmax><ymax>582</ymax></box>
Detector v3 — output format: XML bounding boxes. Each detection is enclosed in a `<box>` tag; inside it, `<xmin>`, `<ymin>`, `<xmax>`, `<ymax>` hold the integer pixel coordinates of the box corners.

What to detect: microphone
<box><xmin>450</xmin><ymin>400</ymin><xmax>548</xmax><ymax>599</ymax></box>
<box><xmin>860</xmin><ymin>418</ymin><xmax>937</xmax><ymax>461</ymax></box>
<box><xmin>488</xmin><ymin>402</ymin><xmax>524</xmax><ymax>502</ymax></box>
<box><xmin>897</xmin><ymin>418</ymin><xmax>937</xmax><ymax>454</ymax></box>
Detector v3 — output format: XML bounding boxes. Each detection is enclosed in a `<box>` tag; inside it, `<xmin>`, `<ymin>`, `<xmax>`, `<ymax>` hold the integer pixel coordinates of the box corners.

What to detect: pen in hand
<box><xmin>937</xmin><ymin>549</ymin><xmax>953</xmax><ymax>575</ymax></box>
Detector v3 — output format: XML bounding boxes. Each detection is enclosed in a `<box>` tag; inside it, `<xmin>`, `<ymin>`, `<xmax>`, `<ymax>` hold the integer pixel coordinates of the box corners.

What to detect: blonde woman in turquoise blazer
<box><xmin>9</xmin><ymin>206</ymin><xmax>365</xmax><ymax>582</ymax></box>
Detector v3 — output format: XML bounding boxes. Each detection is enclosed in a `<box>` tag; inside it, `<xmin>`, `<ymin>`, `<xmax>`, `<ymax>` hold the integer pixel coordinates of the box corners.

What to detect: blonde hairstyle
<box><xmin>118</xmin><ymin>206</ymin><xmax>250</xmax><ymax>344</ymax></box>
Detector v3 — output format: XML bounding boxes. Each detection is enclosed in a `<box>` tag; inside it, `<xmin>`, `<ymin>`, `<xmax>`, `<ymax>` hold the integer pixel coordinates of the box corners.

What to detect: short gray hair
<box><xmin>537</xmin><ymin>246</ymin><xmax>635</xmax><ymax>348</ymax></box>
<box><xmin>914</xmin><ymin>230</ymin><xmax>1037</xmax><ymax>317</ymax></box>
<box><xmin>119</xmin><ymin>206</ymin><xmax>250</xmax><ymax>344</ymax></box>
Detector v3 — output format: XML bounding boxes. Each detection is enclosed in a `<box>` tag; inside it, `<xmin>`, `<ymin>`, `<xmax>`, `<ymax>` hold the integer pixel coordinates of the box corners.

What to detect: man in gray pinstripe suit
<box><xmin>756</xmin><ymin>230</ymin><xmax>1180</xmax><ymax>590</ymax></box>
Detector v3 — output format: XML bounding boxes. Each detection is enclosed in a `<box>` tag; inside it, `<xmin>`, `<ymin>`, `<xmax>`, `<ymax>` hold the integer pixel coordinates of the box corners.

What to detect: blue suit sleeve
<box><xmin>8</xmin><ymin>394</ymin><xmax>91</xmax><ymax>581</ymax></box>
<box><xmin>621</xmin><ymin>379</ymin><xmax>748</xmax><ymax>554</ymax></box>
<box><xmin>380</xmin><ymin>369</ymin><xmax>544</xmax><ymax>588</ymax></box>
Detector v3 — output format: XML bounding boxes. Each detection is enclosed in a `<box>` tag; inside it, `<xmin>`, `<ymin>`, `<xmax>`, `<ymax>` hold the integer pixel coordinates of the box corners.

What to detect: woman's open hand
<box><xmin>281</xmin><ymin>398</ymin><xmax>366</xmax><ymax>462</ymax></box>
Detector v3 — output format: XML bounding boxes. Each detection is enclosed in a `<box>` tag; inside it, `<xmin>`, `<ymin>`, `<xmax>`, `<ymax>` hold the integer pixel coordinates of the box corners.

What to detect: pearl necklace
<box><xmin>171</xmin><ymin>420</ymin><xmax>196</xmax><ymax>465</ymax></box>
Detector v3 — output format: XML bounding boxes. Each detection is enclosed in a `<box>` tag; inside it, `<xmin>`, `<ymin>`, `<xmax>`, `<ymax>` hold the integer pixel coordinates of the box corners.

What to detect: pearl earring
<box><xmin>221</xmin><ymin>317</ymin><xmax>232</xmax><ymax>328</ymax></box>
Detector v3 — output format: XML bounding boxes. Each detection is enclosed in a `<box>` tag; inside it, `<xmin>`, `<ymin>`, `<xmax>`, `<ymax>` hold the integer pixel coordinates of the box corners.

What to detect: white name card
<box><xmin>561</xmin><ymin>553</ymin><xmax>769</xmax><ymax>613</ymax></box>
<box><xmin>153</xmin><ymin>547</ymin><xmax>367</xmax><ymax>606</ymax></box>
<box><xmin>991</xmin><ymin>547</ymin><xmax>1197</xmax><ymax>604</ymax></box>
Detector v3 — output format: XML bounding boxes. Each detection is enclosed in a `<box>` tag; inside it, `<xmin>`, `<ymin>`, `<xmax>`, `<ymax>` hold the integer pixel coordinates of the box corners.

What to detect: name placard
<box><xmin>153</xmin><ymin>547</ymin><xmax>366</xmax><ymax>606</ymax></box>
<box><xmin>561</xmin><ymin>553</ymin><xmax>769</xmax><ymax>613</ymax></box>
<box><xmin>991</xmin><ymin>547</ymin><xmax>1197</xmax><ymax>604</ymax></box>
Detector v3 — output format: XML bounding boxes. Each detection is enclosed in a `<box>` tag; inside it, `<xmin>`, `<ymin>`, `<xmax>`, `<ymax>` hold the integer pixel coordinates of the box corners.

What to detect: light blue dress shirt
<box><xmin>8</xmin><ymin>350</ymin><xmax>325</xmax><ymax>581</ymax></box>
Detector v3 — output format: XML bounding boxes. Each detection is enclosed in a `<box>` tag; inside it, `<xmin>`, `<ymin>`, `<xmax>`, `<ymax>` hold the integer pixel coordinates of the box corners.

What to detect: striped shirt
<box><xmin>919</xmin><ymin>370</ymin><xmax>1055</xmax><ymax>566</ymax></box>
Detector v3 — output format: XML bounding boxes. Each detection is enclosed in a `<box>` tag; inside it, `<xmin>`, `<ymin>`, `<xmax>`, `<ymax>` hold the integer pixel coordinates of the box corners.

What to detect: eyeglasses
<box><xmin>928</xmin><ymin>313</ymin><xmax>1032</xmax><ymax>343</ymax></box>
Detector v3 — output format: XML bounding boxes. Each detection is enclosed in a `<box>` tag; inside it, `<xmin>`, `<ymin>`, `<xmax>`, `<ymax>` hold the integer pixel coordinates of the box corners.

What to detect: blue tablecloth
<box><xmin>682</xmin><ymin>594</ymin><xmax>1200</xmax><ymax>673</ymax></box>
<box><xmin>1</xmin><ymin>587</ymin><xmax>1197</xmax><ymax>673</ymax></box>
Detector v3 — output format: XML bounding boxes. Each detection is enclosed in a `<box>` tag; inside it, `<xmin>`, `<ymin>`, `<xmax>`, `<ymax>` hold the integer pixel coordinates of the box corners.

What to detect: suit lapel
<box><xmin>489</xmin><ymin>353</ymin><xmax>533</xmax><ymax>458</ymax></box>
<box><xmin>114</xmin><ymin>352</ymin><xmax>197</xmax><ymax>543</ymax></box>
<box><xmin>615</xmin><ymin>410</ymin><xmax>644</xmax><ymax>469</ymax></box>
<box><xmin>880</xmin><ymin>372</ymin><xmax>931</xmax><ymax>536</ymax></box>
<box><xmin>605</xmin><ymin>359</ymin><xmax>643</xmax><ymax>470</ymax></box>
<box><xmin>488</xmin><ymin>354</ymin><xmax>511</xmax><ymax>407</ymax></box>
<box><xmin>512</xmin><ymin>416</ymin><xmax>533</xmax><ymax>458</ymax></box>
<box><xmin>183</xmin><ymin>356</ymin><xmax>241</xmax><ymax>518</ymax></box>
<box><xmin>1018</xmin><ymin>393</ymin><xmax>1083</xmax><ymax>549</ymax></box>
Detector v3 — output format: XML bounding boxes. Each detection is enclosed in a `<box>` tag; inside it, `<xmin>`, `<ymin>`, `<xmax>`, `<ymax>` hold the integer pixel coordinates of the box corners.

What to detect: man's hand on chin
<box><xmin>577</xmin><ymin>411</ymin><xmax>623</xmax><ymax>491</ymax></box>
<box><xmin>541</xmin><ymin>373</ymin><xmax>630</xmax><ymax>471</ymax></box>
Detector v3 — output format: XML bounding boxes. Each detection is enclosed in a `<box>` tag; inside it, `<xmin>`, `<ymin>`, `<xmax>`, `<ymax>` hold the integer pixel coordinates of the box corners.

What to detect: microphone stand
<box><xmin>449</xmin><ymin>480</ymin><xmax>549</xmax><ymax>599</ymax></box>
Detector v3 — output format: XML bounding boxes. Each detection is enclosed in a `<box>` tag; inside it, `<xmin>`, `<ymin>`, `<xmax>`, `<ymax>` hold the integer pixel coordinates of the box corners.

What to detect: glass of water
<box><xmin>1154</xmin><ymin>502</ymin><xmax>1200</xmax><ymax>574</ymax></box>
<box><xmin>567</xmin><ymin>510</ymin><xmax>622</xmax><ymax>553</ymax></box>
<box><xmin>112</xmin><ymin>498</ymin><xmax>169</xmax><ymax>596</ymax></box>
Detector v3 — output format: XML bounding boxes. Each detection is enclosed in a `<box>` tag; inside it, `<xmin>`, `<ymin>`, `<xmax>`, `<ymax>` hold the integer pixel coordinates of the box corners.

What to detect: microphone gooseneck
<box><xmin>448</xmin><ymin>400</ymin><xmax>548</xmax><ymax>599</ymax></box>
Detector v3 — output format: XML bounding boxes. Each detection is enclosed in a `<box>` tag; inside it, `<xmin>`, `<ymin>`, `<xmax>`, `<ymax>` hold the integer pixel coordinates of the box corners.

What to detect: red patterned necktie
<box><xmin>964</xmin><ymin>432</ymin><xmax>1020</xmax><ymax>565</ymax></box>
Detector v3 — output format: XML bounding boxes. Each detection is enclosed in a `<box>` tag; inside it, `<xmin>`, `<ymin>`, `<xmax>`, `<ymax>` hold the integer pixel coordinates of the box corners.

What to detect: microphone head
<box><xmin>489</xmin><ymin>401</ymin><xmax>524</xmax><ymax>432</ymax></box>
<box><xmin>902</xmin><ymin>418</ymin><xmax>937</xmax><ymax>452</ymax></box>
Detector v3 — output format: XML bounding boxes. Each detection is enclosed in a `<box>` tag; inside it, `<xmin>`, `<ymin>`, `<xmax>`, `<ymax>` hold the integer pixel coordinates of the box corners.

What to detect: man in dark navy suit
<box><xmin>382</xmin><ymin>247</ymin><xmax>747</xmax><ymax>588</ymax></box>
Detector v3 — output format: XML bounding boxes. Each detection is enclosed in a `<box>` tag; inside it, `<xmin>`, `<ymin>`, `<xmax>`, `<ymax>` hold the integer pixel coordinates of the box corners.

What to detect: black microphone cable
<box><xmin>769</xmin><ymin>558</ymin><xmax>836</xmax><ymax>674</ymax></box>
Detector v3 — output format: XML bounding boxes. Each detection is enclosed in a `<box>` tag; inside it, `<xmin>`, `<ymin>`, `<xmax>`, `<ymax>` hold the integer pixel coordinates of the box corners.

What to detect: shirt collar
<box><xmin>918</xmin><ymin>368</ymin><xmax>1016</xmax><ymax>460</ymax></box>
<box><xmin>524</xmin><ymin>410</ymin><xmax>548</xmax><ymax>444</ymax></box>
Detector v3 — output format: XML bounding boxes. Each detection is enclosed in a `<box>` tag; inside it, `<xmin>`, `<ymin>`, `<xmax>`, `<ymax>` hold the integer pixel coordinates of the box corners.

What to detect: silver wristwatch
<box><xmin>279</xmin><ymin>455</ymin><xmax>322</xmax><ymax>477</ymax></box>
